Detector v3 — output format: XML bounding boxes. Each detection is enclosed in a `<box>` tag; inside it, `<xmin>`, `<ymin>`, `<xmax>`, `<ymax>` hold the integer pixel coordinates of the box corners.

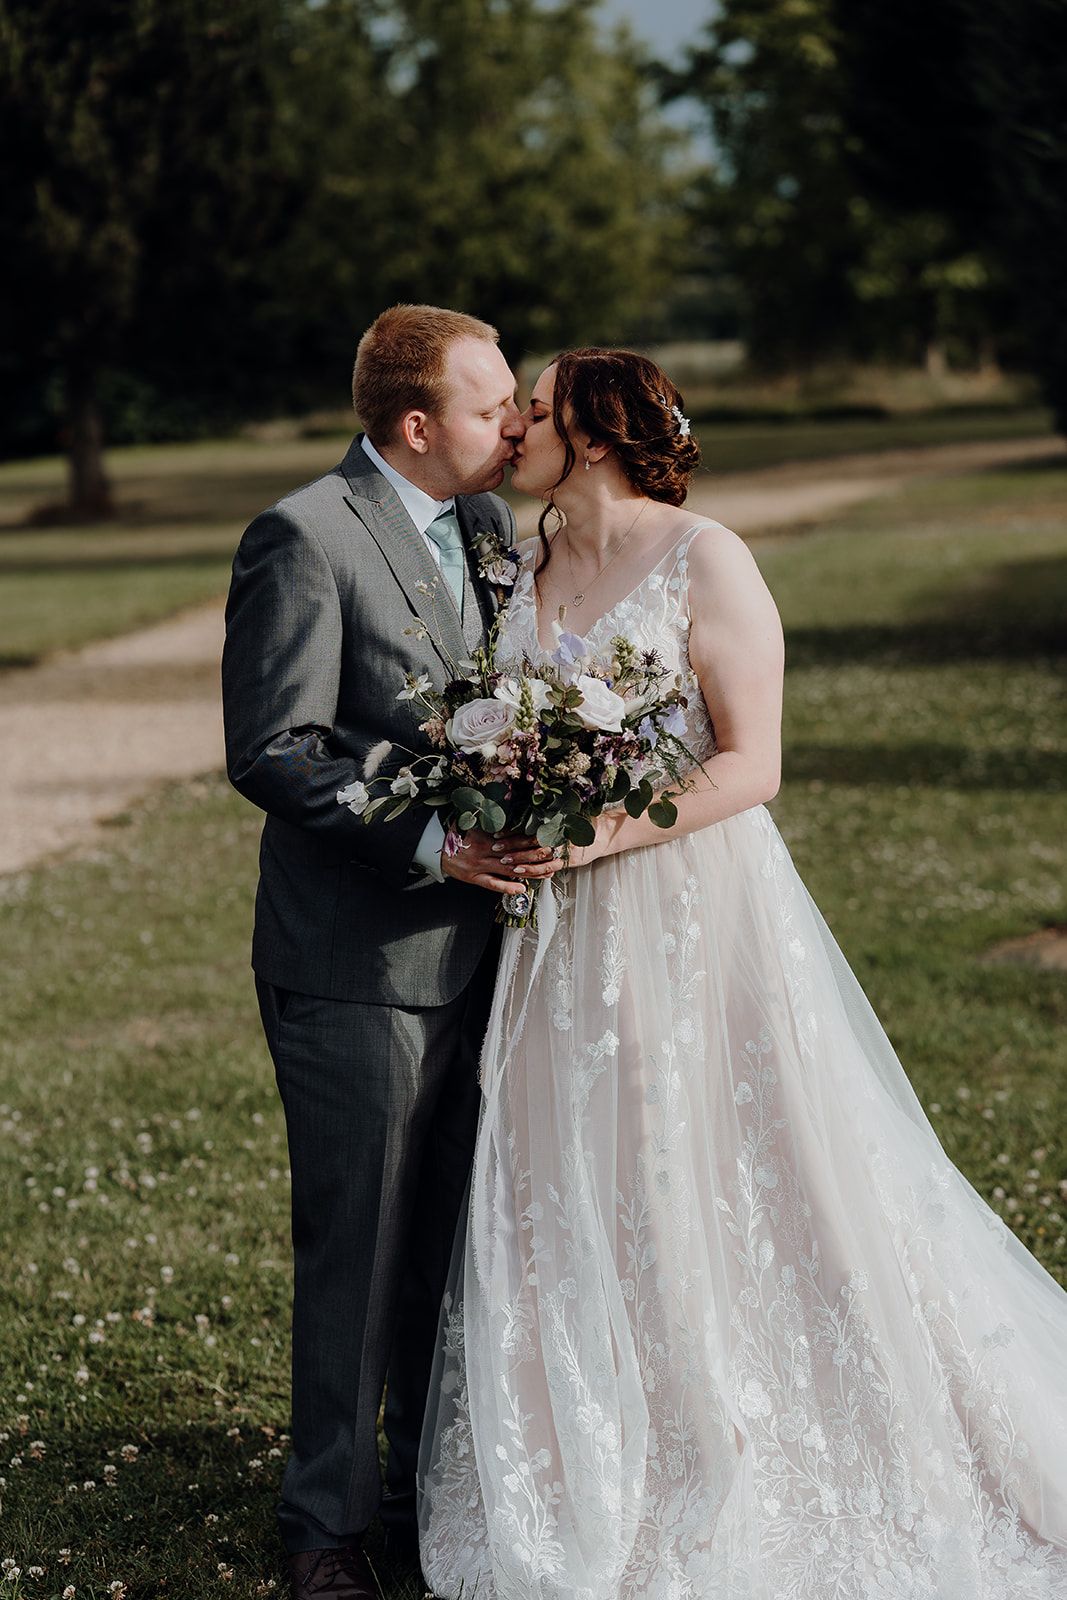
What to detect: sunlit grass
<box><xmin>0</xmin><ymin>408</ymin><xmax>1053</xmax><ymax>665</ymax></box>
<box><xmin>0</xmin><ymin>460</ymin><xmax>1064</xmax><ymax>1596</ymax></box>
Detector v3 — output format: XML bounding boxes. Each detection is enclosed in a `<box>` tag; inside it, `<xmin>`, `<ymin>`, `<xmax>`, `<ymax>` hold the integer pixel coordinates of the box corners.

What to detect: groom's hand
<box><xmin>441</xmin><ymin>830</ymin><xmax>565</xmax><ymax>895</ymax></box>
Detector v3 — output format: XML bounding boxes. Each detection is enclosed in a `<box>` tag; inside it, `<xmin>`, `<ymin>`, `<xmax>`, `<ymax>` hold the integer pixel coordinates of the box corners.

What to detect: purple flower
<box><xmin>662</xmin><ymin>704</ymin><xmax>688</xmax><ymax>738</ymax></box>
<box><xmin>443</xmin><ymin>827</ymin><xmax>464</xmax><ymax>857</ymax></box>
<box><xmin>638</xmin><ymin>715</ymin><xmax>658</xmax><ymax>745</ymax></box>
<box><xmin>551</xmin><ymin>629</ymin><xmax>589</xmax><ymax>666</ymax></box>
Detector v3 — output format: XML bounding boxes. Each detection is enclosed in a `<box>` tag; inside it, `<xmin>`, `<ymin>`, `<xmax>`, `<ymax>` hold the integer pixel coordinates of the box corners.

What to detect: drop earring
<box><xmin>584</xmin><ymin>456</ymin><xmax>591</xmax><ymax>472</ymax></box>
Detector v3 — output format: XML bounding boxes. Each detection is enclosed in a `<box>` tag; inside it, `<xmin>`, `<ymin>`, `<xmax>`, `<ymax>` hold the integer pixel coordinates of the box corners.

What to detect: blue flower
<box><xmin>661</xmin><ymin>704</ymin><xmax>688</xmax><ymax>738</ymax></box>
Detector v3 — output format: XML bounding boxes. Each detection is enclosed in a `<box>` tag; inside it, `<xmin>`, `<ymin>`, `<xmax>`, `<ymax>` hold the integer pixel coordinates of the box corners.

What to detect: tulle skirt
<box><xmin>418</xmin><ymin>804</ymin><xmax>1067</xmax><ymax>1599</ymax></box>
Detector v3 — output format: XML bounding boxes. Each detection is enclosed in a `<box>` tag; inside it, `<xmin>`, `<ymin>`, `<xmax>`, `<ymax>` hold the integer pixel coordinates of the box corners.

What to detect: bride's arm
<box><xmin>577</xmin><ymin>525</ymin><xmax>785</xmax><ymax>865</ymax></box>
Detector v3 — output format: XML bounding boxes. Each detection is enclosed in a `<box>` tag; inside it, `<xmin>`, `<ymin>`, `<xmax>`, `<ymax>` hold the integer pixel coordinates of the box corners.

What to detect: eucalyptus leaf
<box><xmin>480</xmin><ymin>800</ymin><xmax>507</xmax><ymax>833</ymax></box>
<box><xmin>648</xmin><ymin>798</ymin><xmax>678</xmax><ymax>828</ymax></box>
<box><xmin>566</xmin><ymin>814</ymin><xmax>596</xmax><ymax>846</ymax></box>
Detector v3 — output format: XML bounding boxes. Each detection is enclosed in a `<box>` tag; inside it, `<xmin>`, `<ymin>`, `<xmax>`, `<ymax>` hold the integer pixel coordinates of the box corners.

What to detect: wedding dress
<box><xmin>418</xmin><ymin>526</ymin><xmax>1067</xmax><ymax>1599</ymax></box>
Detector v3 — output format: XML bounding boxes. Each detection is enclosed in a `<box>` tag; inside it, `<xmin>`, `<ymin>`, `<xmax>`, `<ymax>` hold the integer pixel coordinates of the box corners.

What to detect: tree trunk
<box><xmin>66</xmin><ymin>366</ymin><xmax>114</xmax><ymax>518</ymax></box>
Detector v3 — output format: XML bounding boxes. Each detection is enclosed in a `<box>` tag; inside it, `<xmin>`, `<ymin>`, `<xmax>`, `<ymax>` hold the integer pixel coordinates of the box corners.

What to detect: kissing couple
<box><xmin>223</xmin><ymin>305</ymin><xmax>1067</xmax><ymax>1600</ymax></box>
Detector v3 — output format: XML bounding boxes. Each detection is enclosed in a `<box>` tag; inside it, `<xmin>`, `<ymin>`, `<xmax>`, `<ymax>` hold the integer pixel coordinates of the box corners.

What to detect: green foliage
<box><xmin>669</xmin><ymin>0</ymin><xmax>1006</xmax><ymax>372</ymax></box>
<box><xmin>0</xmin><ymin>0</ymin><xmax>686</xmax><ymax>484</ymax></box>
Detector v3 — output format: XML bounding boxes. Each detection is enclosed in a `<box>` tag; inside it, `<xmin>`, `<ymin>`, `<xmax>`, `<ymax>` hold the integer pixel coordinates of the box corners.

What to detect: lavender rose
<box><xmin>446</xmin><ymin>697</ymin><xmax>516</xmax><ymax>754</ymax></box>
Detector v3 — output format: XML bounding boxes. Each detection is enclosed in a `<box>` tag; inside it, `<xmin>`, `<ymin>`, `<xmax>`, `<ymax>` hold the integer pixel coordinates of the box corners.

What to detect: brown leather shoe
<box><xmin>287</xmin><ymin>1546</ymin><xmax>382</xmax><ymax>1599</ymax></box>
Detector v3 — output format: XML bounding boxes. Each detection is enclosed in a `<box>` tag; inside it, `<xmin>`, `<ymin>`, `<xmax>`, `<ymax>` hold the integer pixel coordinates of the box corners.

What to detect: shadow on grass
<box><xmin>9</xmin><ymin>1415</ymin><xmax>427</xmax><ymax>1599</ymax></box>
<box><xmin>786</xmin><ymin>554</ymin><xmax>1067</xmax><ymax>668</ymax></box>
<box><xmin>784</xmin><ymin>742</ymin><xmax>1064</xmax><ymax>792</ymax></box>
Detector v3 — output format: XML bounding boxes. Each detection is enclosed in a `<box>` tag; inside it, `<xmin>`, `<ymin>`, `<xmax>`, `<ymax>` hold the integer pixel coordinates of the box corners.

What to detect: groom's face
<box><xmin>422</xmin><ymin>338</ymin><xmax>525</xmax><ymax>496</ymax></box>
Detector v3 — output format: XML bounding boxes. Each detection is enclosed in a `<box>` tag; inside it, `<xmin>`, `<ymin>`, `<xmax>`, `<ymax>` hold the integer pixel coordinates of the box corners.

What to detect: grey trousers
<box><xmin>256</xmin><ymin>932</ymin><xmax>498</xmax><ymax>1554</ymax></box>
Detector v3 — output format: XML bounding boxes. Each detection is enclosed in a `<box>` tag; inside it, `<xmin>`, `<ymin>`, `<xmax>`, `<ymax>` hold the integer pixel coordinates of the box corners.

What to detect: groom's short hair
<box><xmin>353</xmin><ymin>304</ymin><xmax>500</xmax><ymax>445</ymax></box>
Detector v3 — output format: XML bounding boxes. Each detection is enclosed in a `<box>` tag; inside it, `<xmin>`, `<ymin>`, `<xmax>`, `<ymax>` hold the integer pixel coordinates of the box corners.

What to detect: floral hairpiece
<box><xmin>656</xmin><ymin>392</ymin><xmax>692</xmax><ymax>440</ymax></box>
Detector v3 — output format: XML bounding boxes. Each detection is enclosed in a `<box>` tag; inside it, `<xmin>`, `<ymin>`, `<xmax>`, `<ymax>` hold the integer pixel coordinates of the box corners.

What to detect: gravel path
<box><xmin>1</xmin><ymin>433</ymin><xmax>1059</xmax><ymax>876</ymax></box>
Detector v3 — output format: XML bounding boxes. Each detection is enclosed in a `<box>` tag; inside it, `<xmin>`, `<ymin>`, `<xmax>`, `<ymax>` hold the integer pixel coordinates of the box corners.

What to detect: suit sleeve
<box><xmin>221</xmin><ymin>508</ymin><xmax>430</xmax><ymax>889</ymax></box>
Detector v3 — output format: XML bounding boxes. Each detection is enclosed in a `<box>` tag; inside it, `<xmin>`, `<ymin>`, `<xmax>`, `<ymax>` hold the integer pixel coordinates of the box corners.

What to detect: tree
<box><xmin>669</xmin><ymin>0</ymin><xmax>1007</xmax><ymax>373</ymax></box>
<box><xmin>271</xmin><ymin>0</ymin><xmax>688</xmax><ymax>366</ymax></box>
<box><xmin>837</xmin><ymin>0</ymin><xmax>1067</xmax><ymax>429</ymax></box>
<box><xmin>0</xmin><ymin>0</ymin><xmax>329</xmax><ymax>513</ymax></box>
<box><xmin>0</xmin><ymin>0</ymin><xmax>690</xmax><ymax>498</ymax></box>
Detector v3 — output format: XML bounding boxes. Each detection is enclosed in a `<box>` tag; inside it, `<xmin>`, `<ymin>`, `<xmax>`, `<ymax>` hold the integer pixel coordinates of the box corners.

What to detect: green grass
<box><xmin>691</xmin><ymin>402</ymin><xmax>1054</xmax><ymax>474</ymax></box>
<box><xmin>0</xmin><ymin>407</ymin><xmax>1054</xmax><ymax>665</ymax></box>
<box><xmin>0</xmin><ymin>459</ymin><xmax>1065</xmax><ymax>1597</ymax></box>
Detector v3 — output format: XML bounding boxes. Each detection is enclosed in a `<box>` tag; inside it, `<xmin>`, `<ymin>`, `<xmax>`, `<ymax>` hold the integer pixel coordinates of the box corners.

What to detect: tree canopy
<box><xmin>0</xmin><ymin>0</ymin><xmax>687</xmax><ymax>509</ymax></box>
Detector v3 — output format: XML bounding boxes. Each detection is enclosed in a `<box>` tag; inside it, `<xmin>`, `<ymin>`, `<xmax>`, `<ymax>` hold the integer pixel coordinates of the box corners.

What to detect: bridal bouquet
<box><xmin>337</xmin><ymin>613</ymin><xmax>697</xmax><ymax>927</ymax></box>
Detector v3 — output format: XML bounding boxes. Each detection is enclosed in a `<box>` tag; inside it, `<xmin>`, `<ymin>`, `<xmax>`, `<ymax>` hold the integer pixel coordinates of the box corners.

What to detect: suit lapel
<box><xmin>454</xmin><ymin>495</ymin><xmax>501</xmax><ymax>645</ymax></box>
<box><xmin>340</xmin><ymin>439</ymin><xmax>469</xmax><ymax>674</ymax></box>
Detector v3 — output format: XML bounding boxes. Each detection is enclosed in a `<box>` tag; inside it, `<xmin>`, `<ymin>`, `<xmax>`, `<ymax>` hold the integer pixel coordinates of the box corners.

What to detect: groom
<box><xmin>222</xmin><ymin>305</ymin><xmax>547</xmax><ymax>1599</ymax></box>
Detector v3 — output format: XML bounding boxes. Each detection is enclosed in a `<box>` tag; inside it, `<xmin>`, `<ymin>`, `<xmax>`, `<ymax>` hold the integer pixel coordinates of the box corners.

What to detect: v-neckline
<box><xmin>526</xmin><ymin>523</ymin><xmax>706</xmax><ymax>657</ymax></box>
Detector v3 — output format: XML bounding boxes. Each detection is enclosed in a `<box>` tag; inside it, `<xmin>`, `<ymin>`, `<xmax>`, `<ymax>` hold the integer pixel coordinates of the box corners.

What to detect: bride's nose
<box><xmin>502</xmin><ymin>405</ymin><xmax>526</xmax><ymax>439</ymax></box>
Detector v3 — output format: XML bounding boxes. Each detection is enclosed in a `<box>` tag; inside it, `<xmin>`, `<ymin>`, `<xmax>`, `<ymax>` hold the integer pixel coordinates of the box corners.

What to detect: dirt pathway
<box><xmin>1</xmin><ymin>433</ymin><xmax>1060</xmax><ymax>876</ymax></box>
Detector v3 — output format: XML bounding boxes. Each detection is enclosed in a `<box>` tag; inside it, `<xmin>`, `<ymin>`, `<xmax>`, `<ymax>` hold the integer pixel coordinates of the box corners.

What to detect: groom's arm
<box><xmin>222</xmin><ymin>507</ymin><xmax>431</xmax><ymax>890</ymax></box>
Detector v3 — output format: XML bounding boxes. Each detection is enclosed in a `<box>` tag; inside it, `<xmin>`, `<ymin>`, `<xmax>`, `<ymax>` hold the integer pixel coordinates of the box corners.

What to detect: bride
<box><xmin>417</xmin><ymin>348</ymin><xmax>1067</xmax><ymax>1599</ymax></box>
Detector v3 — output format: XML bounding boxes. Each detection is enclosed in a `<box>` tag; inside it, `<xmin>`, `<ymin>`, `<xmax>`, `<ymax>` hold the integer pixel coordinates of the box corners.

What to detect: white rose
<box><xmin>446</xmin><ymin>697</ymin><xmax>516</xmax><ymax>753</ymax></box>
<box><xmin>493</xmin><ymin>675</ymin><xmax>552</xmax><ymax>712</ymax></box>
<box><xmin>573</xmin><ymin>674</ymin><xmax>626</xmax><ymax>733</ymax></box>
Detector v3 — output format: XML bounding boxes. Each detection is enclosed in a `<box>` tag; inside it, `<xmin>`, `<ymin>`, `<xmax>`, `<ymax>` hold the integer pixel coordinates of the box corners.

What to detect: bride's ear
<box><xmin>583</xmin><ymin>439</ymin><xmax>610</xmax><ymax>467</ymax></box>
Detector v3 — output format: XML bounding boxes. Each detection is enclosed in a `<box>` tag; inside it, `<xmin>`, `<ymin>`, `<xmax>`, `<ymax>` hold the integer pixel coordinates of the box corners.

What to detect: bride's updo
<box><xmin>546</xmin><ymin>346</ymin><xmax>701</xmax><ymax>506</ymax></box>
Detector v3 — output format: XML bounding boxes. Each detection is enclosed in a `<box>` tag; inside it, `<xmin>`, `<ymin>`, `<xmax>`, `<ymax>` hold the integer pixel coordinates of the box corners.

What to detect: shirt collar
<box><xmin>360</xmin><ymin>434</ymin><xmax>455</xmax><ymax>537</ymax></box>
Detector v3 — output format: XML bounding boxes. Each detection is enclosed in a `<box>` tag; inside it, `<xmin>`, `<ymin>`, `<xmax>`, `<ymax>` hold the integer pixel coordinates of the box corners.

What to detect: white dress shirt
<box><xmin>360</xmin><ymin>435</ymin><xmax>450</xmax><ymax>881</ymax></box>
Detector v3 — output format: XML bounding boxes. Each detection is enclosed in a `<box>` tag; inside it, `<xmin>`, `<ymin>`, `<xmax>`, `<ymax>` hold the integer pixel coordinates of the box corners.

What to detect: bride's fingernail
<box><xmin>500</xmin><ymin>855</ymin><xmax>512</xmax><ymax>865</ymax></box>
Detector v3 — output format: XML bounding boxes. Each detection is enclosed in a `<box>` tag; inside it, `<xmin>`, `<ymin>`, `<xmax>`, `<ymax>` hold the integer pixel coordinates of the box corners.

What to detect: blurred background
<box><xmin>0</xmin><ymin>3</ymin><xmax>1064</xmax><ymax>1596</ymax></box>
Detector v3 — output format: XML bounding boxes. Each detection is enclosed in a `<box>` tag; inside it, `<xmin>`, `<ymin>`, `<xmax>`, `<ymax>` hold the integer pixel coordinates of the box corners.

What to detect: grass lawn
<box><xmin>0</xmin><ymin>460</ymin><xmax>1064</xmax><ymax>1598</ymax></box>
<box><xmin>0</xmin><ymin>406</ymin><xmax>1053</xmax><ymax>666</ymax></box>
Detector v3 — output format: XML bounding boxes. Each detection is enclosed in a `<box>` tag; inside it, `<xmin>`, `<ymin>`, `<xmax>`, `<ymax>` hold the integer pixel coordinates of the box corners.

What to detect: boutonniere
<box><xmin>470</xmin><ymin>527</ymin><xmax>521</xmax><ymax>604</ymax></box>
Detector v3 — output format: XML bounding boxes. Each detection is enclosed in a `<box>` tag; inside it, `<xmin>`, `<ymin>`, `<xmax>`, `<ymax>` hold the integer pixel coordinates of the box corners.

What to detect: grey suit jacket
<box><xmin>222</xmin><ymin>437</ymin><xmax>515</xmax><ymax>1007</ymax></box>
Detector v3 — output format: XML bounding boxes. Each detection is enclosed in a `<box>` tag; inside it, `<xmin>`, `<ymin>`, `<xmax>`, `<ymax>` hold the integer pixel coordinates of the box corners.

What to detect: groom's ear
<box><xmin>400</xmin><ymin>409</ymin><xmax>431</xmax><ymax>455</ymax></box>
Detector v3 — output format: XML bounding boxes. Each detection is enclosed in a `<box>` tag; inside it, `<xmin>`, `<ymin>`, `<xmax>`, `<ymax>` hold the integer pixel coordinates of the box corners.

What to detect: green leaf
<box><xmin>624</xmin><ymin>788</ymin><xmax>647</xmax><ymax>818</ymax></box>
<box><xmin>480</xmin><ymin>799</ymin><xmax>507</xmax><ymax>833</ymax></box>
<box><xmin>457</xmin><ymin>810</ymin><xmax>478</xmax><ymax>831</ymax></box>
<box><xmin>609</xmin><ymin>768</ymin><xmax>631</xmax><ymax>803</ymax></box>
<box><xmin>565</xmin><ymin>814</ymin><xmax>596</xmax><ymax>846</ymax></box>
<box><xmin>451</xmin><ymin>786</ymin><xmax>484</xmax><ymax>813</ymax></box>
<box><xmin>647</xmin><ymin>798</ymin><xmax>678</xmax><ymax>828</ymax></box>
<box><xmin>536</xmin><ymin>817</ymin><xmax>566</xmax><ymax>847</ymax></box>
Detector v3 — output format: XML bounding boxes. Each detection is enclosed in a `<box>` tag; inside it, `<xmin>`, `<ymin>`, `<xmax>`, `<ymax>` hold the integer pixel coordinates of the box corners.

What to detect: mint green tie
<box><xmin>424</xmin><ymin>509</ymin><xmax>466</xmax><ymax>618</ymax></box>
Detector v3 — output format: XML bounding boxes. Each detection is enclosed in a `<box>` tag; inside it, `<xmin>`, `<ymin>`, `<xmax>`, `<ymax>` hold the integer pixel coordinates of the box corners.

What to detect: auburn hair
<box><xmin>352</xmin><ymin>304</ymin><xmax>500</xmax><ymax>445</ymax></box>
<box><xmin>536</xmin><ymin>346</ymin><xmax>701</xmax><ymax>576</ymax></box>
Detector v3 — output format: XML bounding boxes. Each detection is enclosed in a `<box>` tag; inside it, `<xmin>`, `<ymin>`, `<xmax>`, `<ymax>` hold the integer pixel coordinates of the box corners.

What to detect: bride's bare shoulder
<box><xmin>684</xmin><ymin>520</ymin><xmax>781</xmax><ymax>621</ymax></box>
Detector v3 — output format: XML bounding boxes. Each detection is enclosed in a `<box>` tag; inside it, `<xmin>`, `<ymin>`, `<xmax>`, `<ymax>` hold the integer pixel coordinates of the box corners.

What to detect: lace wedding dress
<box><xmin>418</xmin><ymin>527</ymin><xmax>1067</xmax><ymax>1599</ymax></box>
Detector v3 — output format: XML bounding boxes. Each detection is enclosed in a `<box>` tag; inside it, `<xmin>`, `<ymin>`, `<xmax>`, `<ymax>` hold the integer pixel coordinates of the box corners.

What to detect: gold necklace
<box><xmin>566</xmin><ymin>499</ymin><xmax>650</xmax><ymax>606</ymax></box>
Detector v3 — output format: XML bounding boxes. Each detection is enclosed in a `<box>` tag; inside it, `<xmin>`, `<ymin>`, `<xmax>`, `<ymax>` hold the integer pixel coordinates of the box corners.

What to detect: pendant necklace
<box><xmin>567</xmin><ymin>498</ymin><xmax>650</xmax><ymax>606</ymax></box>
